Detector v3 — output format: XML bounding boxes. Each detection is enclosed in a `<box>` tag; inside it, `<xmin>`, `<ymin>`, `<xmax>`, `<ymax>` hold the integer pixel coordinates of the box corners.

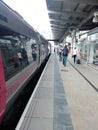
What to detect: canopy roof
<box><xmin>46</xmin><ymin>0</ymin><xmax>98</xmax><ymax>42</ymax></box>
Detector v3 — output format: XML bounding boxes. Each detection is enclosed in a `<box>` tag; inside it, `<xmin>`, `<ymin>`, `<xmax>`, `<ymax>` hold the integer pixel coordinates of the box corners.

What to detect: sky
<box><xmin>3</xmin><ymin>0</ymin><xmax>52</xmax><ymax>39</ymax></box>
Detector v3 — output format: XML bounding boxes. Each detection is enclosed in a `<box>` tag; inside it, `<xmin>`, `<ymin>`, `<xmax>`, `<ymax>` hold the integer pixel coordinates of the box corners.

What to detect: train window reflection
<box><xmin>0</xmin><ymin>35</ymin><xmax>39</xmax><ymax>81</ymax></box>
<box><xmin>31</xmin><ymin>43</ymin><xmax>38</xmax><ymax>61</ymax></box>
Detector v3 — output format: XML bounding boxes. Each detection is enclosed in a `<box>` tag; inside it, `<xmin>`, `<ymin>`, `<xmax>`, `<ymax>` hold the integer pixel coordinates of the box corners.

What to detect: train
<box><xmin>0</xmin><ymin>1</ymin><xmax>51</xmax><ymax>123</ymax></box>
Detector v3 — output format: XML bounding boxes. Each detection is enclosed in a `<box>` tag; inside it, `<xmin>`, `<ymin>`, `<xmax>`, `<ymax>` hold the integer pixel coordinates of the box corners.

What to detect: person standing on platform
<box><xmin>72</xmin><ymin>47</ymin><xmax>77</xmax><ymax>63</ymax></box>
<box><xmin>21</xmin><ymin>48</ymin><xmax>29</xmax><ymax>66</ymax></box>
<box><xmin>17</xmin><ymin>50</ymin><xmax>23</xmax><ymax>67</ymax></box>
<box><xmin>62</xmin><ymin>45</ymin><xmax>69</xmax><ymax>69</ymax></box>
<box><xmin>59</xmin><ymin>48</ymin><xmax>62</xmax><ymax>61</ymax></box>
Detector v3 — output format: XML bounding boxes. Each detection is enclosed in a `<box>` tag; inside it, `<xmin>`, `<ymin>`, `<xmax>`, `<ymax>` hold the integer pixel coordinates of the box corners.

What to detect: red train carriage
<box><xmin>0</xmin><ymin>50</ymin><xmax>6</xmax><ymax>123</ymax></box>
<box><xmin>0</xmin><ymin>1</ymin><xmax>51</xmax><ymax>123</ymax></box>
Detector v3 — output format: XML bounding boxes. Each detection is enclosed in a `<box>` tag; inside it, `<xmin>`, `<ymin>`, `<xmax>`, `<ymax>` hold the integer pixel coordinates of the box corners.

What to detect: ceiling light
<box><xmin>92</xmin><ymin>16</ymin><xmax>98</xmax><ymax>23</ymax></box>
<box><xmin>94</xmin><ymin>11</ymin><xmax>98</xmax><ymax>16</ymax></box>
<box><xmin>92</xmin><ymin>11</ymin><xmax>98</xmax><ymax>23</ymax></box>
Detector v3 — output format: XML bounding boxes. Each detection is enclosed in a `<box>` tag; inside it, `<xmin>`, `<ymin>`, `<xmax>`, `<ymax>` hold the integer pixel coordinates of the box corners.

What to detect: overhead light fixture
<box><xmin>93</xmin><ymin>17</ymin><xmax>98</xmax><ymax>23</ymax></box>
<box><xmin>94</xmin><ymin>11</ymin><xmax>98</xmax><ymax>16</ymax></box>
<box><xmin>92</xmin><ymin>11</ymin><xmax>98</xmax><ymax>23</ymax></box>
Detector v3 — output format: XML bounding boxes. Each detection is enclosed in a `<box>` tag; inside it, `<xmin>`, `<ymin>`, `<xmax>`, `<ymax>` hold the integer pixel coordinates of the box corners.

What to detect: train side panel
<box><xmin>0</xmin><ymin>49</ymin><xmax>6</xmax><ymax>123</ymax></box>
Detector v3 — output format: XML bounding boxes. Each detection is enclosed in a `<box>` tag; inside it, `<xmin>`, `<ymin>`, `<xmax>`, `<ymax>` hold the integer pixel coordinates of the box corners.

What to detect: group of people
<box><xmin>58</xmin><ymin>45</ymin><xmax>79</xmax><ymax>70</ymax></box>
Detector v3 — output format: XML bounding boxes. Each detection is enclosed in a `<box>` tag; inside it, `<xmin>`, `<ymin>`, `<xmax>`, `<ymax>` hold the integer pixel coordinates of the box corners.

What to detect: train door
<box><xmin>0</xmin><ymin>49</ymin><xmax>6</xmax><ymax>123</ymax></box>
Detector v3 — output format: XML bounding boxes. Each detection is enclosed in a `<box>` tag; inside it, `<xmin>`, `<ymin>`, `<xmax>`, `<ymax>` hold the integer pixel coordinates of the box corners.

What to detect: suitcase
<box><xmin>77</xmin><ymin>59</ymin><xmax>80</xmax><ymax>64</ymax></box>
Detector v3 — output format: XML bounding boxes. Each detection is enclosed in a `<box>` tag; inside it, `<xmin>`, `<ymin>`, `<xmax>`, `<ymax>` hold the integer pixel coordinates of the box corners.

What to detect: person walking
<box><xmin>62</xmin><ymin>45</ymin><xmax>69</xmax><ymax>69</ymax></box>
<box><xmin>59</xmin><ymin>48</ymin><xmax>62</xmax><ymax>61</ymax></box>
<box><xmin>72</xmin><ymin>47</ymin><xmax>77</xmax><ymax>63</ymax></box>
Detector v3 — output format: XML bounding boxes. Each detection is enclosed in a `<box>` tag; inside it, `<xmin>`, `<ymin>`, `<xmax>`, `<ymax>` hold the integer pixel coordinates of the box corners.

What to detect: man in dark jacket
<box><xmin>62</xmin><ymin>45</ymin><xmax>69</xmax><ymax>67</ymax></box>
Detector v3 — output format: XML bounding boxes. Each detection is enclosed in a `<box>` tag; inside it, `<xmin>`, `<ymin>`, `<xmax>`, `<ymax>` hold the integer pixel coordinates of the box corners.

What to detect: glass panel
<box><xmin>93</xmin><ymin>43</ymin><xmax>98</xmax><ymax>65</ymax></box>
<box><xmin>0</xmin><ymin>34</ymin><xmax>39</xmax><ymax>81</ymax></box>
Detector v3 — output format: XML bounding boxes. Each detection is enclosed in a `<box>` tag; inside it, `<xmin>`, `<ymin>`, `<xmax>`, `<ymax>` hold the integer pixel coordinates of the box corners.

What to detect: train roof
<box><xmin>0</xmin><ymin>1</ymin><xmax>38</xmax><ymax>39</ymax></box>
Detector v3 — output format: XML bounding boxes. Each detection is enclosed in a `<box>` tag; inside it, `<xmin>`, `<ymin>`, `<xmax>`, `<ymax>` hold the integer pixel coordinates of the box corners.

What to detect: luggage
<box><xmin>77</xmin><ymin>59</ymin><xmax>80</xmax><ymax>64</ymax></box>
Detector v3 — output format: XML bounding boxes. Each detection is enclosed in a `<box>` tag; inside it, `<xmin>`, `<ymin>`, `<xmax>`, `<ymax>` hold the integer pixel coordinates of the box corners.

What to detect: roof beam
<box><xmin>48</xmin><ymin>10</ymin><xmax>88</xmax><ymax>17</ymax></box>
<box><xmin>54</xmin><ymin>0</ymin><xmax>98</xmax><ymax>5</ymax></box>
<box><xmin>50</xmin><ymin>23</ymin><xmax>65</xmax><ymax>27</ymax></box>
<box><xmin>47</xmin><ymin>39</ymin><xmax>59</xmax><ymax>42</ymax></box>
<box><xmin>51</xmin><ymin>28</ymin><xmax>65</xmax><ymax>32</ymax></box>
<box><xmin>49</xmin><ymin>18</ymin><xmax>80</xmax><ymax>24</ymax></box>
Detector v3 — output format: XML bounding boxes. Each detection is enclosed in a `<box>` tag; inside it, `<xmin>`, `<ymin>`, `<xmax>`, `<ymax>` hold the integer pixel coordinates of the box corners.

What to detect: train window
<box><xmin>40</xmin><ymin>44</ymin><xmax>45</xmax><ymax>56</ymax></box>
<box><xmin>0</xmin><ymin>35</ymin><xmax>39</xmax><ymax>81</ymax></box>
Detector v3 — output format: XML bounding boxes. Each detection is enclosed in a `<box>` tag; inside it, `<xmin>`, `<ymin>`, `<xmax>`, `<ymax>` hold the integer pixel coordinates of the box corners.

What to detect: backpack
<box><xmin>32</xmin><ymin>49</ymin><xmax>35</xmax><ymax>54</ymax></box>
<box><xmin>63</xmin><ymin>48</ymin><xmax>68</xmax><ymax>56</ymax></box>
<box><xmin>21</xmin><ymin>49</ymin><xmax>27</xmax><ymax>58</ymax></box>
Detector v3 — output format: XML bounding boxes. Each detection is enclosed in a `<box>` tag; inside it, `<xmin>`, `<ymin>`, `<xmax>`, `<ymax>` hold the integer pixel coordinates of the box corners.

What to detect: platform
<box><xmin>15</xmin><ymin>53</ymin><xmax>98</xmax><ymax>130</ymax></box>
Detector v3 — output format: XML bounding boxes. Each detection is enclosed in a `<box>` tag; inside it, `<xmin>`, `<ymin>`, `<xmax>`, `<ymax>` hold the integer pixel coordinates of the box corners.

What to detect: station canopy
<box><xmin>45</xmin><ymin>0</ymin><xmax>98</xmax><ymax>42</ymax></box>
